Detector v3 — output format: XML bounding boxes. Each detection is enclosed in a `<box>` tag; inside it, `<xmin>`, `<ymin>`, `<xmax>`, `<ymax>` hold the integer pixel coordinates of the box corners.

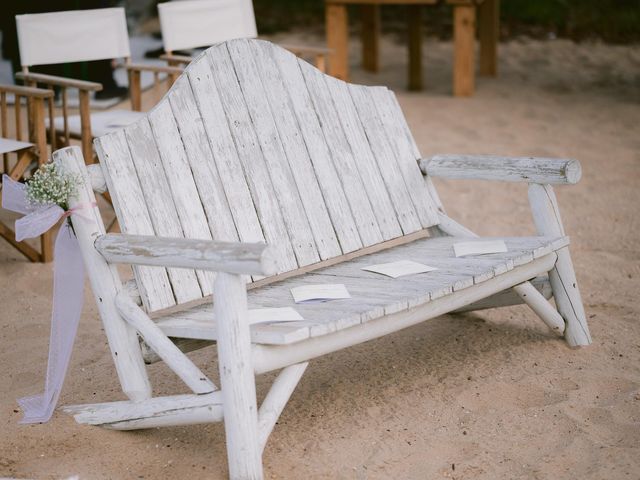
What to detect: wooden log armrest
<box><xmin>94</xmin><ymin>233</ymin><xmax>277</xmax><ymax>276</ymax></box>
<box><xmin>0</xmin><ymin>84</ymin><xmax>54</xmax><ymax>98</ymax></box>
<box><xmin>419</xmin><ymin>154</ymin><xmax>582</xmax><ymax>185</ymax></box>
<box><xmin>15</xmin><ymin>72</ymin><xmax>103</xmax><ymax>92</ymax></box>
<box><xmin>120</xmin><ymin>62</ymin><xmax>184</xmax><ymax>75</ymax></box>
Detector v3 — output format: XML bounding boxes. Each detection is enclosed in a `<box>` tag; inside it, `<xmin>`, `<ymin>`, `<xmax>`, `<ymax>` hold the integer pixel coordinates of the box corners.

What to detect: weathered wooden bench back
<box><xmin>95</xmin><ymin>39</ymin><xmax>441</xmax><ymax>312</ymax></box>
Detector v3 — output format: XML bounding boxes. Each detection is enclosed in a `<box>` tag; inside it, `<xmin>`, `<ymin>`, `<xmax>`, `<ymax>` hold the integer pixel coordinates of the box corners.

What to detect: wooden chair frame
<box><xmin>0</xmin><ymin>84</ymin><xmax>55</xmax><ymax>262</ymax></box>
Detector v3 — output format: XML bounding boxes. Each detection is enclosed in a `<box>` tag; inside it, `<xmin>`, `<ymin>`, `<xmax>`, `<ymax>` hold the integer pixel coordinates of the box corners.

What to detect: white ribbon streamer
<box><xmin>2</xmin><ymin>174</ymin><xmax>87</xmax><ymax>423</ymax></box>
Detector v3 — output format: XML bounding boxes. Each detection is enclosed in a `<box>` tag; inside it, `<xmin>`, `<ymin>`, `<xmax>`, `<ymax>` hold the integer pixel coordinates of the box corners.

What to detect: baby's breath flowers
<box><xmin>25</xmin><ymin>163</ymin><xmax>79</xmax><ymax>211</ymax></box>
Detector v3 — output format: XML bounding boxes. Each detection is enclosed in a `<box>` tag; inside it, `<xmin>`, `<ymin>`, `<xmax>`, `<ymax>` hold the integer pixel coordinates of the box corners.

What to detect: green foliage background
<box><xmin>253</xmin><ymin>0</ymin><xmax>640</xmax><ymax>43</ymax></box>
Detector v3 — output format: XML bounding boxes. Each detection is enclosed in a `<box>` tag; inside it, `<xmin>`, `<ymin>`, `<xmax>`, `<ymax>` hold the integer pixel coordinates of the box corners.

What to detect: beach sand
<box><xmin>1</xmin><ymin>35</ymin><xmax>639</xmax><ymax>479</ymax></box>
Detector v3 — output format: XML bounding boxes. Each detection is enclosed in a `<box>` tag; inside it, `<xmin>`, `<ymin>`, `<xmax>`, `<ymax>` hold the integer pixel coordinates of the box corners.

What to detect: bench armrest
<box><xmin>16</xmin><ymin>72</ymin><xmax>103</xmax><ymax>92</ymax></box>
<box><xmin>95</xmin><ymin>233</ymin><xmax>277</xmax><ymax>276</ymax></box>
<box><xmin>419</xmin><ymin>154</ymin><xmax>582</xmax><ymax>185</ymax></box>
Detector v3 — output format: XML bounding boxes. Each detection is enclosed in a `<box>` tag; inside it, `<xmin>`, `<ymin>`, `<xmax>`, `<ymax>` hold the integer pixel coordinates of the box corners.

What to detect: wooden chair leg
<box><xmin>9</xmin><ymin>151</ymin><xmax>33</xmax><ymax>180</ymax></box>
<box><xmin>78</xmin><ymin>90</ymin><xmax>94</xmax><ymax>164</ymax></box>
<box><xmin>215</xmin><ymin>272</ymin><xmax>263</xmax><ymax>479</ymax></box>
<box><xmin>528</xmin><ymin>184</ymin><xmax>591</xmax><ymax>346</ymax></box>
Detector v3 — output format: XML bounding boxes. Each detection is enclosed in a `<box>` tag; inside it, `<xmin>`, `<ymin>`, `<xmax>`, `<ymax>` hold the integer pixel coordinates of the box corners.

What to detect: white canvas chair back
<box><xmin>94</xmin><ymin>39</ymin><xmax>442</xmax><ymax>313</ymax></box>
<box><xmin>16</xmin><ymin>7</ymin><xmax>130</xmax><ymax>68</ymax></box>
<box><xmin>158</xmin><ymin>0</ymin><xmax>258</xmax><ymax>52</ymax></box>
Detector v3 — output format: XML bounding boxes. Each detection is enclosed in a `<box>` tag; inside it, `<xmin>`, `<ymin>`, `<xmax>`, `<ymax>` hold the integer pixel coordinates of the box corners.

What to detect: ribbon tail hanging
<box><xmin>18</xmin><ymin>222</ymin><xmax>85</xmax><ymax>423</ymax></box>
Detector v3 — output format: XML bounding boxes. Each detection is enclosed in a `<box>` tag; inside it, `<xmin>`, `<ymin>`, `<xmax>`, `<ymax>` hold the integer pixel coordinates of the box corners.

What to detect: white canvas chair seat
<box><xmin>0</xmin><ymin>138</ymin><xmax>33</xmax><ymax>155</ymax></box>
<box><xmin>156</xmin><ymin>235</ymin><xmax>569</xmax><ymax>345</ymax></box>
<box><xmin>47</xmin><ymin>110</ymin><xmax>145</xmax><ymax>138</ymax></box>
<box><xmin>51</xmin><ymin>39</ymin><xmax>591</xmax><ymax>479</ymax></box>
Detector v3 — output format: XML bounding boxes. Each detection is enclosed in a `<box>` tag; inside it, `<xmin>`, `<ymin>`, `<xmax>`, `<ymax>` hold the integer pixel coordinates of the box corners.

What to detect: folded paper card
<box><xmin>248</xmin><ymin>307</ymin><xmax>303</xmax><ymax>325</ymax></box>
<box><xmin>291</xmin><ymin>284</ymin><xmax>351</xmax><ymax>303</ymax></box>
<box><xmin>453</xmin><ymin>240</ymin><xmax>508</xmax><ymax>257</ymax></box>
<box><xmin>361</xmin><ymin>260</ymin><xmax>438</xmax><ymax>278</ymax></box>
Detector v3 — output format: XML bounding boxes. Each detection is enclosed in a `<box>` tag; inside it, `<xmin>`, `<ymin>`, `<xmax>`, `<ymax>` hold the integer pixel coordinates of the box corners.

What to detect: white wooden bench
<box><xmin>54</xmin><ymin>39</ymin><xmax>590</xmax><ymax>480</ymax></box>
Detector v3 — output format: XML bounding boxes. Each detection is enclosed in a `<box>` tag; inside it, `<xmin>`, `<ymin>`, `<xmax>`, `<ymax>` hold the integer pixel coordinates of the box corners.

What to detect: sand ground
<box><xmin>1</xmin><ymin>35</ymin><xmax>639</xmax><ymax>479</ymax></box>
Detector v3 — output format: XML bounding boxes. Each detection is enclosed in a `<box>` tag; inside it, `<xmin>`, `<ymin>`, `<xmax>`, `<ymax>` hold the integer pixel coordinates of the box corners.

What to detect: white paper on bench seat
<box><xmin>361</xmin><ymin>260</ymin><xmax>437</xmax><ymax>278</ymax></box>
<box><xmin>249</xmin><ymin>307</ymin><xmax>303</xmax><ymax>325</ymax></box>
<box><xmin>453</xmin><ymin>240</ymin><xmax>508</xmax><ymax>257</ymax></box>
<box><xmin>291</xmin><ymin>284</ymin><xmax>351</xmax><ymax>304</ymax></box>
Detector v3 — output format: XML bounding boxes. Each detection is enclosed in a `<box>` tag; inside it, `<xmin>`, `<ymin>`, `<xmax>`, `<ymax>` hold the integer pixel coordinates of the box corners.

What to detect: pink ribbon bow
<box><xmin>2</xmin><ymin>174</ymin><xmax>91</xmax><ymax>423</ymax></box>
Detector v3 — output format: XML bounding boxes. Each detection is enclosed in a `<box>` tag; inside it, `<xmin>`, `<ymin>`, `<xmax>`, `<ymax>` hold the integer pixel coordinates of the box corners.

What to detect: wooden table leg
<box><xmin>453</xmin><ymin>3</ymin><xmax>476</xmax><ymax>96</ymax></box>
<box><xmin>479</xmin><ymin>0</ymin><xmax>499</xmax><ymax>76</ymax></box>
<box><xmin>361</xmin><ymin>4</ymin><xmax>380</xmax><ymax>72</ymax></box>
<box><xmin>407</xmin><ymin>5</ymin><xmax>423</xmax><ymax>91</ymax></box>
<box><xmin>326</xmin><ymin>3</ymin><xmax>349</xmax><ymax>80</ymax></box>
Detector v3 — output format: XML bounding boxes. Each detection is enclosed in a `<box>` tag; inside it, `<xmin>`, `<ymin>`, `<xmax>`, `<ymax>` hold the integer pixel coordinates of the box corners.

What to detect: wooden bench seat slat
<box><xmin>155</xmin><ymin>236</ymin><xmax>567</xmax><ymax>345</ymax></box>
<box><xmin>95</xmin><ymin>130</ymin><xmax>176</xmax><ymax>311</ymax></box>
<box><xmin>206</xmin><ymin>45</ymin><xmax>298</xmax><ymax>274</ymax></box>
<box><xmin>228</xmin><ymin>40</ymin><xmax>320</xmax><ymax>268</ymax></box>
<box><xmin>249</xmin><ymin>41</ymin><xmax>342</xmax><ymax>261</ymax></box>
<box><xmin>147</xmin><ymin>102</ymin><xmax>217</xmax><ymax>296</ymax></box>
<box><xmin>124</xmin><ymin>119</ymin><xmax>204</xmax><ymax>304</ymax></box>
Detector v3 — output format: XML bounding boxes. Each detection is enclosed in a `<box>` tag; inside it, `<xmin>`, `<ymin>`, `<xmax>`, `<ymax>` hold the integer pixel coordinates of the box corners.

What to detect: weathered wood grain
<box><xmin>300</xmin><ymin>59</ymin><xmax>383</xmax><ymax>247</ymax></box>
<box><xmin>250</xmin><ymin>41</ymin><xmax>341</xmax><ymax>261</ymax></box>
<box><xmin>421</xmin><ymin>154</ymin><xmax>582</xmax><ymax>185</ymax></box>
<box><xmin>124</xmin><ymin>117</ymin><xmax>204</xmax><ymax>304</ymax></box>
<box><xmin>228</xmin><ymin>40</ymin><xmax>320</xmax><ymax>267</ymax></box>
<box><xmin>271</xmin><ymin>44</ymin><xmax>362</xmax><ymax>253</ymax></box>
<box><xmin>54</xmin><ymin>146</ymin><xmax>152</xmax><ymax>401</ymax></box>
<box><xmin>95</xmin><ymin>233</ymin><xmax>276</xmax><ymax>276</ymax></box>
<box><xmin>529</xmin><ymin>183</ymin><xmax>591</xmax><ymax>346</ymax></box>
<box><xmin>95</xmin><ymin>130</ymin><xmax>176</xmax><ymax>311</ymax></box>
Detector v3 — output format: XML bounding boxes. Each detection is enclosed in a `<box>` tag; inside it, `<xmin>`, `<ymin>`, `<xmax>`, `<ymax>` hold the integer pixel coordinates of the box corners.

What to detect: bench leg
<box><xmin>528</xmin><ymin>184</ymin><xmax>591</xmax><ymax>347</ymax></box>
<box><xmin>215</xmin><ymin>272</ymin><xmax>263</xmax><ymax>480</ymax></box>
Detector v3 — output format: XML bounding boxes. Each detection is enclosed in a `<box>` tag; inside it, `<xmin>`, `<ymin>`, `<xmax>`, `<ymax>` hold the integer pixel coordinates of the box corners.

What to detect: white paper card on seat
<box><xmin>291</xmin><ymin>284</ymin><xmax>351</xmax><ymax>304</ymax></box>
<box><xmin>361</xmin><ymin>260</ymin><xmax>437</xmax><ymax>278</ymax></box>
<box><xmin>248</xmin><ymin>307</ymin><xmax>303</xmax><ymax>325</ymax></box>
<box><xmin>453</xmin><ymin>240</ymin><xmax>508</xmax><ymax>257</ymax></box>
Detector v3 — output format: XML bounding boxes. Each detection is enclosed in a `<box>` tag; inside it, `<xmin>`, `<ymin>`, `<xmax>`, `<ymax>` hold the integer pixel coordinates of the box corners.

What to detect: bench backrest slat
<box><xmin>125</xmin><ymin>118</ymin><xmax>206</xmax><ymax>304</ymax></box>
<box><xmin>95</xmin><ymin>39</ymin><xmax>441</xmax><ymax>312</ymax></box>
